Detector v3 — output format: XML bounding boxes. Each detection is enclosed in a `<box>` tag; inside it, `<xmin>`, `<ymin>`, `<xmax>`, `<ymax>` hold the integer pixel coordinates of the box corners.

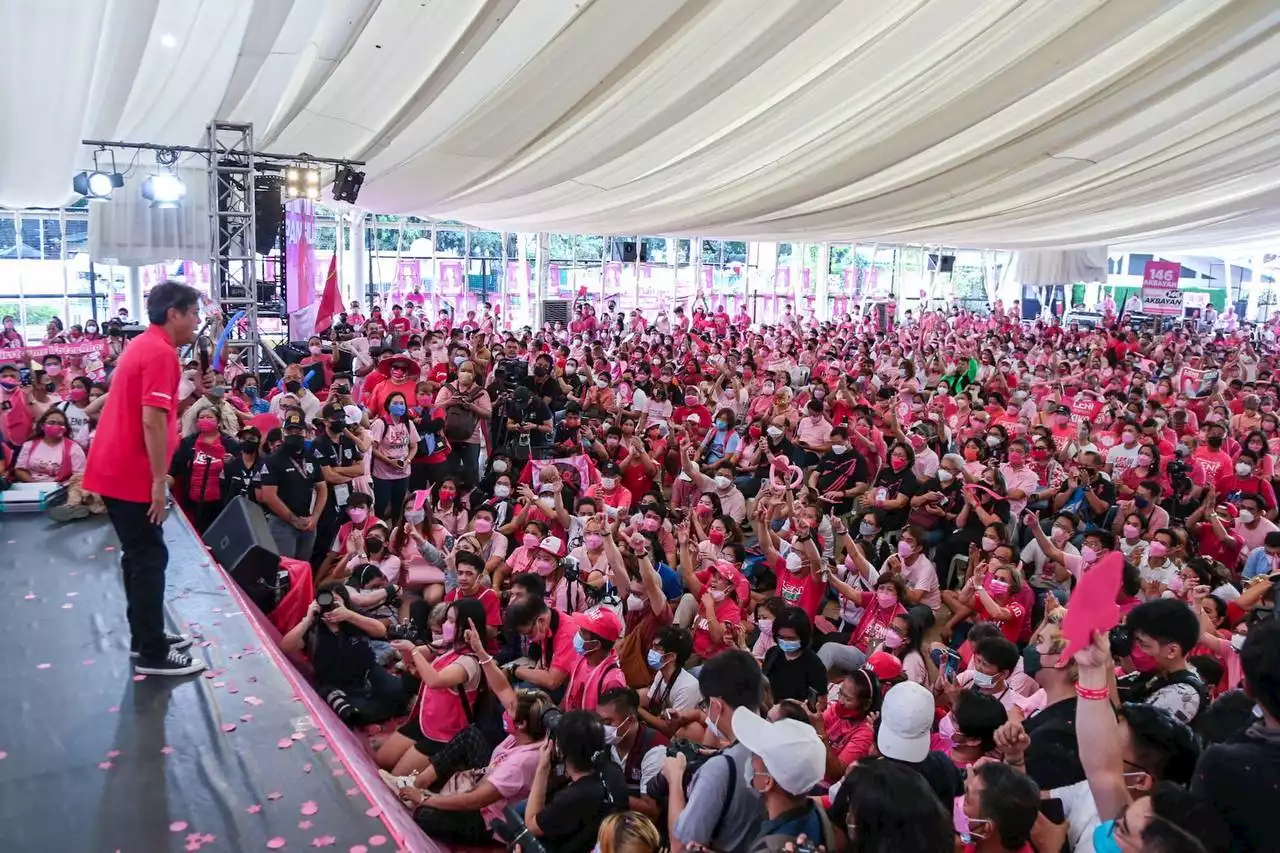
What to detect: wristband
<box><xmin>477</xmin><ymin>656</ymin><xmax>495</xmax><ymax>666</ymax></box>
<box><xmin>1075</xmin><ymin>684</ymin><xmax>1110</xmax><ymax>702</ymax></box>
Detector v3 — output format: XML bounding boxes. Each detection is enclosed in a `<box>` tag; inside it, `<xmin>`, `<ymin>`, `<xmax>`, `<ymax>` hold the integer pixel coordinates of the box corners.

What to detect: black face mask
<box><xmin>328</xmin><ymin>418</ymin><xmax>346</xmax><ymax>433</ymax></box>
<box><xmin>240</xmin><ymin>439</ymin><xmax>260</xmax><ymax>453</ymax></box>
<box><xmin>1207</xmin><ymin>435</ymin><xmax>1224</xmax><ymax>449</ymax></box>
<box><xmin>282</xmin><ymin>434</ymin><xmax>306</xmax><ymax>454</ymax></box>
<box><xmin>533</xmin><ymin>365</ymin><xmax>548</xmax><ymax>378</ymax></box>
<box><xmin>43</xmin><ymin>382</ymin><xmax>56</xmax><ymax>393</ymax></box>
<box><xmin>366</xmin><ymin>538</ymin><xmax>384</xmax><ymax>553</ymax></box>
<box><xmin>285</xmin><ymin>381</ymin><xmax>302</xmax><ymax>394</ymax></box>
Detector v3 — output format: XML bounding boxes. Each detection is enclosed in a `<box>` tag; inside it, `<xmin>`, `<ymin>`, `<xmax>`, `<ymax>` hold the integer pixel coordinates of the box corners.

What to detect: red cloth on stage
<box><xmin>269</xmin><ymin>556</ymin><xmax>315</xmax><ymax>634</ymax></box>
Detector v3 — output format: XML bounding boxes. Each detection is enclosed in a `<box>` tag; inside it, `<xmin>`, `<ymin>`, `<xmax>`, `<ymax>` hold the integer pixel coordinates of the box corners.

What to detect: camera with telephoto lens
<box><xmin>315</xmin><ymin>589</ymin><xmax>340</xmax><ymax>613</ymax></box>
<box><xmin>645</xmin><ymin>738</ymin><xmax>722</xmax><ymax>803</ymax></box>
<box><xmin>1167</xmin><ymin>459</ymin><xmax>1193</xmax><ymax>493</ymax></box>
<box><xmin>491</xmin><ymin>805</ymin><xmax>549</xmax><ymax>853</ymax></box>
<box><xmin>560</xmin><ymin>555</ymin><xmax>582</xmax><ymax>584</ymax></box>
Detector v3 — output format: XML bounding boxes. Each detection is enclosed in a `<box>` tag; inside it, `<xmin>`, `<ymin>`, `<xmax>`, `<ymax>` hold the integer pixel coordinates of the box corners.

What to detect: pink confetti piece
<box><xmin>61</xmin><ymin>603</ymin><xmax>74</xmax><ymax>610</ymax></box>
<box><xmin>244</xmin><ymin>696</ymin><xmax>263</xmax><ymax>707</ymax></box>
<box><xmin>199</xmin><ymin>640</ymin><xmax>213</xmax><ymax>648</ymax></box>
<box><xmin>82</xmin><ymin>659</ymin><xmax>95</xmax><ymax>666</ymax></box>
<box><xmin>169</xmin><ymin>821</ymin><xmax>189</xmax><ymax>832</ymax></box>
<box><xmin>368</xmin><ymin>837</ymin><xmax>387</xmax><ymax>848</ymax></box>
<box><xmin>36</xmin><ymin>663</ymin><xmax>52</xmax><ymax>670</ymax></box>
<box><xmin>240</xmin><ymin>714</ymin><xmax>253</xmax><ymax>723</ymax></box>
<box><xmin>6</xmin><ymin>539</ymin><xmax>14</xmax><ymax>543</ymax></box>
<box><xmin>98</xmin><ymin>761</ymin><xmax>113</xmax><ymax>770</ymax></box>
<box><xmin>202</xmin><ymin>835</ymin><xmax>216</xmax><ymax>844</ymax></box>
<box><xmin>23</xmin><ymin>593</ymin><xmax>35</xmax><ymax>600</ymax></box>
<box><xmin>104</xmin><ymin>546</ymin><xmax>115</xmax><ymax>551</ymax></box>
<box><xmin>290</xmin><ymin>732</ymin><xmax>306</xmax><ymax>741</ymax></box>
<box><xmin>267</xmin><ymin>791</ymin><xmax>283</xmax><ymax>801</ymax></box>
<box><xmin>220</xmin><ymin>723</ymin><xmax>237</xmax><ymax>733</ymax></box>
<box><xmin>350</xmin><ymin>847</ymin><xmax>368</xmax><ymax>853</ymax></box>
<box><xmin>66</xmin><ymin>591</ymin><xmax>78</xmax><ymax>597</ymax></box>
<box><xmin>185</xmin><ymin>843</ymin><xmax>200</xmax><ymax>853</ymax></box>
<box><xmin>228</xmin><ymin>686</ymin><xmax>239</xmax><ymax>694</ymax></box>
<box><xmin>277</xmin><ymin>738</ymin><xmax>293</xmax><ymax>749</ymax></box>
<box><xmin>302</xmin><ymin>763</ymin><xmax>313</xmax><ymax>774</ymax></box>
<box><xmin>202</xmin><ymin>671</ymin><xmax>217</xmax><ymax>680</ymax></box>
<box><xmin>0</xmin><ymin>752</ymin><xmax>7</xmax><ymax>760</ymax></box>
<box><xmin>298</xmin><ymin>820</ymin><xmax>313</xmax><ymax>830</ymax></box>
<box><xmin>311</xmin><ymin>742</ymin><xmax>327</xmax><ymax>752</ymax></box>
<box><xmin>161</xmin><ymin>746</ymin><xmax>175</xmax><ymax>755</ymax></box>
<box><xmin>213</xmin><ymin>681</ymin><xmax>226</xmax><ymax>688</ymax></box>
<box><xmin>267</xmin><ymin>839</ymin><xmax>286</xmax><ymax>850</ymax></box>
<box><xmin>68</xmin><ymin>571</ymin><xmax>79</xmax><ymax>576</ymax></box>
<box><xmin>345</xmin><ymin>787</ymin><xmax>359</xmax><ymax>797</ymax></box>
<box><xmin>246</xmin><ymin>804</ymin><xmax>261</xmax><ymax>814</ymax></box>
<box><xmin>312</xmin><ymin>837</ymin><xmax>335</xmax><ymax>849</ymax></box>
<box><xmin>364</xmin><ymin>806</ymin><xmax>381</xmax><ymax>818</ymax></box>
<box><xmin>132</xmin><ymin>674</ymin><xmax>147</xmax><ymax>682</ymax></box>
<box><xmin>108</xmin><ymin>706</ymin><xmax>119</xmax><ymax>713</ymax></box>
<box><xmin>106</xmin><ymin>750</ymin><xmax>121</xmax><ymax>759</ymax></box>
<box><xmin>300</xmin><ymin>801</ymin><xmax>318</xmax><ymax>816</ymax></box>
<box><xmin>332</xmin><ymin>768</ymin><xmax>346</xmax><ymax>777</ymax></box>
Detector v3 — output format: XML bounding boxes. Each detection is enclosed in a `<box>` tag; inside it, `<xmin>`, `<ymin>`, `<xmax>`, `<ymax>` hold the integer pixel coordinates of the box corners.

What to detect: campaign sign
<box><xmin>1141</xmin><ymin>261</ymin><xmax>1183</xmax><ymax>316</ymax></box>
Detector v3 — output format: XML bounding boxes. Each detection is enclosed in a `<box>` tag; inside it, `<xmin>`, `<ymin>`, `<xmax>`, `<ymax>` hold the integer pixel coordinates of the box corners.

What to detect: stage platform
<box><xmin>0</xmin><ymin>511</ymin><xmax>437</xmax><ymax>853</ymax></box>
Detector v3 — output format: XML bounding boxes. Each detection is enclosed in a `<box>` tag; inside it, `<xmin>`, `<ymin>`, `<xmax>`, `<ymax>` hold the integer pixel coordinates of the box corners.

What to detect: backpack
<box><xmin>442</xmin><ymin>383</ymin><xmax>482</xmax><ymax>443</ymax></box>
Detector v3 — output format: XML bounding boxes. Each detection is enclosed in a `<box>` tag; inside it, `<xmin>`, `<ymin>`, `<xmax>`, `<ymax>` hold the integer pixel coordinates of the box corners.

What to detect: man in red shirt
<box><xmin>83</xmin><ymin>282</ymin><xmax>207</xmax><ymax>676</ymax></box>
<box><xmin>387</xmin><ymin>305</ymin><xmax>413</xmax><ymax>348</ymax></box>
<box><xmin>1190</xmin><ymin>422</ymin><xmax>1234</xmax><ymax>493</ymax></box>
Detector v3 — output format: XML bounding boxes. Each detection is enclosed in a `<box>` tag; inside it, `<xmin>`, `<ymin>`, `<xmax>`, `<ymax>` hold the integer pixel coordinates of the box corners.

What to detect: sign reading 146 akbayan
<box><xmin>1141</xmin><ymin>260</ymin><xmax>1183</xmax><ymax>316</ymax></box>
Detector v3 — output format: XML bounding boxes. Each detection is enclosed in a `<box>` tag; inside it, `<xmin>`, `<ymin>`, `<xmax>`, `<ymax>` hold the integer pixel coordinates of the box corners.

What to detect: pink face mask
<box><xmin>1123</xmin><ymin>524</ymin><xmax>1140</xmax><ymax>539</ymax></box>
<box><xmin>534</xmin><ymin>559</ymin><xmax>555</xmax><ymax>577</ymax></box>
<box><xmin>473</xmin><ymin>518</ymin><xmax>493</xmax><ymax>534</ymax></box>
<box><xmin>875</xmin><ymin>591</ymin><xmax>898</xmax><ymax>609</ymax></box>
<box><xmin>1080</xmin><ymin>545</ymin><xmax>1098</xmax><ymax>564</ymax></box>
<box><xmin>522</xmin><ymin>533</ymin><xmax>540</xmax><ymax>550</ymax></box>
<box><xmin>897</xmin><ymin>540</ymin><xmax>912</xmax><ymax>559</ymax></box>
<box><xmin>890</xmin><ymin>456</ymin><xmax>908</xmax><ymax>472</ymax></box>
<box><xmin>585</xmin><ymin>533</ymin><xmax>604</xmax><ymax>550</ymax></box>
<box><xmin>881</xmin><ymin>629</ymin><xmax>903</xmax><ymax>649</ymax></box>
<box><xmin>1007</xmin><ymin>451</ymin><xmax>1024</xmax><ymax>465</ymax></box>
<box><xmin>197</xmin><ymin>419</ymin><xmax>218</xmax><ymax>434</ymax></box>
<box><xmin>348</xmin><ymin>508</ymin><xmax>368</xmax><ymax>524</ymax></box>
<box><xmin>1148</xmin><ymin>541</ymin><xmax>1168</xmax><ymax>558</ymax></box>
<box><xmin>439</xmin><ymin>621</ymin><xmax>456</xmax><ymax>644</ymax></box>
<box><xmin>987</xmin><ymin>578</ymin><xmax>1010</xmax><ymax>597</ymax></box>
<box><xmin>641</xmin><ymin>517</ymin><xmax>660</xmax><ymax>532</ymax></box>
<box><xmin>43</xmin><ymin>423</ymin><xmax>66</xmax><ymax>439</ymax></box>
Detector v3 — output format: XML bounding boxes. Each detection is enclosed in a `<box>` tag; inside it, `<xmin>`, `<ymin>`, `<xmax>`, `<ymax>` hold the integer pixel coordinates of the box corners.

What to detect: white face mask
<box><xmin>494</xmin><ymin>484</ymin><xmax>511</xmax><ymax>499</ymax></box>
<box><xmin>971</xmin><ymin>670</ymin><xmax>996</xmax><ymax>689</ymax></box>
<box><xmin>767</xmin><ymin>427</ymin><xmax>783</xmax><ymax>440</ymax></box>
<box><xmin>600</xmin><ymin>477</ymin><xmax>616</xmax><ymax>490</ymax></box>
<box><xmin>1239</xmin><ymin>509</ymin><xmax>1256</xmax><ymax>525</ymax></box>
<box><xmin>1236</xmin><ymin>463</ymin><xmax>1253</xmax><ymax>477</ymax></box>
<box><xmin>831</xmin><ymin>444</ymin><xmax>848</xmax><ymax>455</ymax></box>
<box><xmin>937</xmin><ymin>469</ymin><xmax>953</xmax><ymax>484</ymax></box>
<box><xmin>714</xmin><ymin>476</ymin><xmax>732</xmax><ymax>491</ymax></box>
<box><xmin>627</xmin><ymin>593</ymin><xmax>647</xmax><ymax>612</ymax></box>
<box><xmin>785</xmin><ymin>551</ymin><xmax>804</xmax><ymax>574</ymax></box>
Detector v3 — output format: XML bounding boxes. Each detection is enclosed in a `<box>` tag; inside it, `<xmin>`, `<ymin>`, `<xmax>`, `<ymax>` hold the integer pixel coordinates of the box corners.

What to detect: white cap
<box><xmin>538</xmin><ymin>535</ymin><xmax>565</xmax><ymax>558</ymax></box>
<box><xmin>876</xmin><ymin>681</ymin><xmax>934</xmax><ymax>763</ymax></box>
<box><xmin>343</xmin><ymin>404</ymin><xmax>363</xmax><ymax>426</ymax></box>
<box><xmin>732</xmin><ymin>707</ymin><xmax>825</xmax><ymax>796</ymax></box>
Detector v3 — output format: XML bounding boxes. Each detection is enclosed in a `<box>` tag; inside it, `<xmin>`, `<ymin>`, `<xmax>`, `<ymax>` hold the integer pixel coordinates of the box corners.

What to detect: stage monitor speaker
<box><xmin>204</xmin><ymin>496</ymin><xmax>286</xmax><ymax>613</ymax></box>
<box><xmin>928</xmin><ymin>253</ymin><xmax>956</xmax><ymax>274</ymax></box>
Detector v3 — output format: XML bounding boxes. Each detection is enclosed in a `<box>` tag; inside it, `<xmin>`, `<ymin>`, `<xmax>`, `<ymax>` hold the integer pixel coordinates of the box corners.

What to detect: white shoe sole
<box><xmin>129</xmin><ymin>635</ymin><xmax>194</xmax><ymax>659</ymax></box>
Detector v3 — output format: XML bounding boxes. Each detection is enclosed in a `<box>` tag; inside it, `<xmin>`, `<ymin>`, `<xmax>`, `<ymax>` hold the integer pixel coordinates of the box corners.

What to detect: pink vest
<box><xmin>415</xmin><ymin>650</ymin><xmax>477</xmax><ymax>742</ymax></box>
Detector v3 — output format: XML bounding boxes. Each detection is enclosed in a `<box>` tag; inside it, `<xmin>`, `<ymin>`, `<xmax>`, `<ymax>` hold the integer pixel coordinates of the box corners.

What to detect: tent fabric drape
<box><xmin>1014</xmin><ymin>247</ymin><xmax>1109</xmax><ymax>287</ymax></box>
<box><xmin>87</xmin><ymin>166</ymin><xmax>210</xmax><ymax>266</ymax></box>
<box><xmin>5</xmin><ymin>0</ymin><xmax>1280</xmax><ymax>251</ymax></box>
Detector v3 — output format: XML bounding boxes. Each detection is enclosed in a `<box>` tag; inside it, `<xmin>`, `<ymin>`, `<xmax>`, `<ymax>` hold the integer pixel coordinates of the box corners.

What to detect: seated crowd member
<box><xmin>15</xmin><ymin>295</ymin><xmax>1280</xmax><ymax>853</ymax></box>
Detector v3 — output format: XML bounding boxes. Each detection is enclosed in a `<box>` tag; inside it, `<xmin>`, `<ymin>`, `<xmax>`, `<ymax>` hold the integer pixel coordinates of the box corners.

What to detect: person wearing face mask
<box><xmin>808</xmin><ymin>425</ymin><xmax>868</xmax><ymax>517</ymax></box>
<box><xmin>259</xmin><ymin>412</ymin><xmax>328</xmax><ymax>560</ymax></box>
<box><xmin>661</xmin><ymin>650</ymin><xmax>767</xmax><ymax>853</ymax></box>
<box><xmin>595</xmin><ymin>686</ymin><xmax>670</xmax><ymax>817</ymax></box>
<box><xmin>435</xmin><ymin>358</ymin><xmax>491</xmax><ymax>490</ymax></box>
<box><xmin>638</xmin><ymin>627</ymin><xmax>703</xmax><ymax>740</ymax></box>
<box><xmin>1119</xmin><ymin>599</ymin><xmax>1209</xmax><ymax>725</ymax></box>
<box><xmin>760</xmin><ymin>606</ymin><xmax>827</xmax><ymax>705</ymax></box>
<box><xmin>729</xmin><ymin>708</ymin><xmax>832</xmax><ymax>850</ymax></box>
<box><xmin>790</xmin><ymin>399</ymin><xmax>832</xmax><ymax>469</ymax></box>
<box><xmin>219</xmin><ymin>425</ymin><xmax>262</xmax><ymax>505</ymax></box>
<box><xmin>955</xmin><ymin>760</ymin><xmax>1042</xmax><ymax>853</ymax></box>
<box><xmin>299</xmin><ymin>335</ymin><xmax>334</xmax><ymax>387</ymax></box>
<box><xmin>165</xmin><ymin>407</ymin><xmax>239</xmax><ymax>532</ymax></box>
<box><xmin>230</xmin><ymin>372</ymin><xmax>269</xmax><ymax>415</ymax></box>
<box><xmin>368</xmin><ymin>390</ymin><xmax>420</xmax><ymax>521</ymax></box>
<box><xmin>310</xmin><ymin>401</ymin><xmax>365</xmax><ymax>554</ymax></box>
<box><xmin>15</xmin><ymin>409</ymin><xmax>84</xmax><ymax>485</ymax></box>
<box><xmin>587</xmin><ymin>459</ymin><xmax>634</xmax><ymax>517</ymax></box>
<box><xmin>1189</xmin><ymin>422</ymin><xmax>1233</xmax><ymax>493</ymax></box>
<box><xmin>814</xmin><ymin>669</ymin><xmax>881</xmax><ymax>779</ymax></box>
<box><xmin>315</xmin><ymin>492</ymin><xmax>380</xmax><ymax>584</ymax></box>
<box><xmin>1105</xmin><ymin>419</ymin><xmax>1145</xmax><ymax>477</ymax></box>
<box><xmin>364</xmin><ymin>354</ymin><xmax>421</xmax><ymax>420</ymax></box>
<box><xmin>820</xmin><ymin>572</ymin><xmax>910</xmax><ymax>674</ymax></box>
<box><xmin>179</xmin><ymin>370</ymin><xmax>239</xmax><ymax>437</ymax></box>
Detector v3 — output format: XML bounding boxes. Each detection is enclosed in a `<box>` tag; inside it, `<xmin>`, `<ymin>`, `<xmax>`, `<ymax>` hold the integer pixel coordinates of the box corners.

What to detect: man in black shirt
<box><xmin>552</xmin><ymin>402</ymin><xmax>587</xmax><ymax>458</ymax></box>
<box><xmin>526</xmin><ymin>353</ymin><xmax>568</xmax><ymax>411</ymax></box>
<box><xmin>505</xmin><ymin>386</ymin><xmax>553</xmax><ymax>459</ymax></box>
<box><xmin>310</xmin><ymin>402</ymin><xmax>364</xmax><ymax>567</ymax></box>
<box><xmin>259</xmin><ymin>411</ymin><xmax>327</xmax><ymax>560</ymax></box>
<box><xmin>220</xmin><ymin>425</ymin><xmax>262</xmax><ymax>504</ymax></box>
<box><xmin>810</xmin><ymin>426</ymin><xmax>868</xmax><ymax>516</ymax></box>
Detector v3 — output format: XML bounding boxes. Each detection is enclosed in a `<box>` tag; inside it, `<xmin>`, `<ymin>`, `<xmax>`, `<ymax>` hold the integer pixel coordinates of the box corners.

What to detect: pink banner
<box><xmin>700</xmin><ymin>265</ymin><xmax>713</xmax><ymax>294</ymax></box>
<box><xmin>843</xmin><ymin>266</ymin><xmax>858</xmax><ymax>297</ymax></box>
<box><xmin>393</xmin><ymin>260</ymin><xmax>421</xmax><ymax>303</ymax></box>
<box><xmin>0</xmin><ymin>339</ymin><xmax>110</xmax><ymax>365</ymax></box>
<box><xmin>284</xmin><ymin>200</ymin><xmax>318</xmax><ymax>313</ymax></box>
<box><xmin>603</xmin><ymin>261</ymin><xmax>623</xmax><ymax>294</ymax></box>
<box><xmin>774</xmin><ymin>267</ymin><xmax>790</xmax><ymax>294</ymax></box>
<box><xmin>438</xmin><ymin>261</ymin><xmax>464</xmax><ymax>294</ymax></box>
<box><xmin>546</xmin><ymin>264</ymin><xmax>560</xmax><ymax>293</ymax></box>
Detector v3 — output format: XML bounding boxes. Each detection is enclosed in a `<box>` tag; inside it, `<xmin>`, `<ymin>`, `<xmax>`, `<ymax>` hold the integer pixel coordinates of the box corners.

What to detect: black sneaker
<box><xmin>130</xmin><ymin>633</ymin><xmax>194</xmax><ymax>659</ymax></box>
<box><xmin>133</xmin><ymin>647</ymin><xmax>206</xmax><ymax>677</ymax></box>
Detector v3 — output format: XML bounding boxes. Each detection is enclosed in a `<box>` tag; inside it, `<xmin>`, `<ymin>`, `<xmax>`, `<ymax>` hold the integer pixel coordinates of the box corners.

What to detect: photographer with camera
<box><xmin>661</xmin><ymin>649</ymin><xmax>766</xmax><ymax>853</ymax></box>
<box><xmin>280</xmin><ymin>581</ymin><xmax>411</xmax><ymax>726</ymax></box>
<box><xmin>522</xmin><ymin>710</ymin><xmax>628</xmax><ymax>853</ymax></box>
<box><xmin>505</xmin><ymin>385</ymin><xmax>554</xmax><ymax>460</ymax></box>
<box><xmin>1118</xmin><ymin>598</ymin><xmax>1210</xmax><ymax>725</ymax></box>
<box><xmin>394</xmin><ymin>686</ymin><xmax>555</xmax><ymax>846</ymax></box>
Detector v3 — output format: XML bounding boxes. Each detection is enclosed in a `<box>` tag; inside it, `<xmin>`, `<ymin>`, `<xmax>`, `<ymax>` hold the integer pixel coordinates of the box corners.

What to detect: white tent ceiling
<box><xmin>4</xmin><ymin>0</ymin><xmax>1280</xmax><ymax>251</ymax></box>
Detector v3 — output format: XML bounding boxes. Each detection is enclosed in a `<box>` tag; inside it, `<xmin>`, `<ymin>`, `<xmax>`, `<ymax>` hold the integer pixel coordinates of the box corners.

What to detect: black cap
<box><xmin>282</xmin><ymin>412</ymin><xmax>307</xmax><ymax>432</ymax></box>
<box><xmin>1054</xmin><ymin>405</ymin><xmax>1071</xmax><ymax>415</ymax></box>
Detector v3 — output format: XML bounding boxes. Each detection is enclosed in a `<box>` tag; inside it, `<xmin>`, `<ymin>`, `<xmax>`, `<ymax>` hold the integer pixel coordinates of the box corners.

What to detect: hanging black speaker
<box><xmin>254</xmin><ymin>174</ymin><xmax>285</xmax><ymax>254</ymax></box>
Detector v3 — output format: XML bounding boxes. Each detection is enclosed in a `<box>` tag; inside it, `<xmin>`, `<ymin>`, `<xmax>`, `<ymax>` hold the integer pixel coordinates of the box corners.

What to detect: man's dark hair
<box><xmin>1240</xmin><ymin>618</ymin><xmax>1280</xmax><ymax>719</ymax></box>
<box><xmin>453</xmin><ymin>550</ymin><xmax>484</xmax><ymax>574</ymax></box>
<box><xmin>954</xmin><ymin>690</ymin><xmax>1007</xmax><ymax>752</ymax></box>
<box><xmin>1263</xmin><ymin>530</ymin><xmax>1280</xmax><ymax>549</ymax></box>
<box><xmin>503</xmin><ymin>595</ymin><xmax>549</xmax><ymax>632</ymax></box>
<box><xmin>598</xmin><ymin>686</ymin><xmax>640</xmax><ymax>716</ymax></box>
<box><xmin>773</xmin><ymin>605</ymin><xmax>813</xmax><ymax>648</ymax></box>
<box><xmin>146</xmin><ymin>281</ymin><xmax>202</xmax><ymax>326</ymax></box>
<box><xmin>974</xmin><ymin>636</ymin><xmax>1019</xmax><ymax>675</ymax></box>
<box><xmin>975</xmin><ymin>762</ymin><xmax>1040</xmax><ymax>851</ymax></box>
<box><xmin>554</xmin><ymin>710</ymin><xmax>608</xmax><ymax>773</ymax></box>
<box><xmin>1116</xmin><ymin>704</ymin><xmax>1201</xmax><ymax>785</ymax></box>
<box><xmin>696</xmin><ymin>648</ymin><xmax>764</xmax><ymax>711</ymax></box>
<box><xmin>511</xmin><ymin>572</ymin><xmax>546</xmax><ymax>599</ymax></box>
<box><xmin>1126</xmin><ymin>598</ymin><xmax>1201</xmax><ymax>656</ymax></box>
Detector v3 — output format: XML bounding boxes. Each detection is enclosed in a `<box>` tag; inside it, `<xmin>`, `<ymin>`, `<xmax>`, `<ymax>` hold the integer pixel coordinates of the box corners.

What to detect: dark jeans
<box><xmin>321</xmin><ymin>665</ymin><xmax>413</xmax><ymax>725</ymax></box>
<box><xmin>104</xmin><ymin>497</ymin><xmax>169</xmax><ymax>660</ymax></box>
<box><xmin>454</xmin><ymin>442</ymin><xmax>482</xmax><ymax>492</ymax></box>
<box><xmin>413</xmin><ymin>805</ymin><xmax>492</xmax><ymax>845</ymax></box>
<box><xmin>373</xmin><ymin>476</ymin><xmax>410</xmax><ymax>521</ymax></box>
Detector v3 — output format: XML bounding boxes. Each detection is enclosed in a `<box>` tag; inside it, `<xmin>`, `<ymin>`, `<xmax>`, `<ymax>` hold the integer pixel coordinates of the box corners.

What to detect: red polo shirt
<box><xmin>84</xmin><ymin>325</ymin><xmax>179</xmax><ymax>502</ymax></box>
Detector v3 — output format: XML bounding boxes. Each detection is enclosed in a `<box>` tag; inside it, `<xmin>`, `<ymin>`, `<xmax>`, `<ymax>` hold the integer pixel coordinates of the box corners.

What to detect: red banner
<box><xmin>1070</xmin><ymin>396</ymin><xmax>1104</xmax><ymax>425</ymax></box>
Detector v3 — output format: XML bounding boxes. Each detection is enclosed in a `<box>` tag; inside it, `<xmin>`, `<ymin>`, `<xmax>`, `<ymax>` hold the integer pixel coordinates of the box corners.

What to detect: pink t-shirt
<box><xmin>796</xmin><ymin>416</ymin><xmax>832</xmax><ymax>447</ymax></box>
<box><xmin>774</xmin><ymin>559</ymin><xmax>828</xmax><ymax>618</ymax></box>
<box><xmin>16</xmin><ymin>438</ymin><xmax>85</xmax><ymax>482</ymax></box>
<box><xmin>480</xmin><ymin>737</ymin><xmax>543</xmax><ymax>828</ymax></box>
<box><xmin>890</xmin><ymin>554</ymin><xmax>941</xmax><ymax>611</ymax></box>
<box><xmin>563</xmin><ymin>652</ymin><xmax>627</xmax><ymax>712</ymax></box>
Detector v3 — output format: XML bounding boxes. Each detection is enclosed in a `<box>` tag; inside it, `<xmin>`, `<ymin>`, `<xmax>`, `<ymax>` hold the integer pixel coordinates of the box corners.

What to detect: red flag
<box><xmin>315</xmin><ymin>254</ymin><xmax>340</xmax><ymax>334</ymax></box>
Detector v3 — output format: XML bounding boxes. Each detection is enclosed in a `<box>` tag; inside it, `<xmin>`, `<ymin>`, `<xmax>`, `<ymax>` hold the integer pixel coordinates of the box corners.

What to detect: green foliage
<box><xmin>0</xmin><ymin>302</ymin><xmax>58</xmax><ymax>325</ymax></box>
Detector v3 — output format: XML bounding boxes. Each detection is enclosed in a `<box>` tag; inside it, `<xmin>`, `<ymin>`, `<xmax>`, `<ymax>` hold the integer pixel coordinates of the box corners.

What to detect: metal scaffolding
<box><xmin>206</xmin><ymin>121</ymin><xmax>259</xmax><ymax>371</ymax></box>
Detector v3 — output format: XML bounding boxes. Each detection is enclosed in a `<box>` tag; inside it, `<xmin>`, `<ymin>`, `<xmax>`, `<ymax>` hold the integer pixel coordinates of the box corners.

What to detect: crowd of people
<box><xmin>3</xmin><ymin>290</ymin><xmax>1280</xmax><ymax>853</ymax></box>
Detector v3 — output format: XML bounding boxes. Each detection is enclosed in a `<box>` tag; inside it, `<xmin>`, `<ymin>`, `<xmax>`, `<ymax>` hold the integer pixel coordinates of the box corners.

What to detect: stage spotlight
<box><xmin>72</xmin><ymin>149</ymin><xmax>123</xmax><ymax>201</ymax></box>
<box><xmin>332</xmin><ymin>165</ymin><xmax>365</xmax><ymax>203</ymax></box>
<box><xmin>141</xmin><ymin>173</ymin><xmax>187</xmax><ymax>209</ymax></box>
<box><xmin>285</xmin><ymin>163</ymin><xmax>321</xmax><ymax>200</ymax></box>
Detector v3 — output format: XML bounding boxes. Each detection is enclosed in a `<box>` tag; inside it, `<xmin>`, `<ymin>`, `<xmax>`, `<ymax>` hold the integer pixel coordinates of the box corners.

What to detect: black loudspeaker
<box><xmin>928</xmin><ymin>253</ymin><xmax>956</xmax><ymax>274</ymax></box>
<box><xmin>204</xmin><ymin>496</ymin><xmax>286</xmax><ymax>613</ymax></box>
<box><xmin>255</xmin><ymin>174</ymin><xmax>285</xmax><ymax>254</ymax></box>
<box><xmin>610</xmin><ymin>240</ymin><xmax>648</xmax><ymax>263</ymax></box>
